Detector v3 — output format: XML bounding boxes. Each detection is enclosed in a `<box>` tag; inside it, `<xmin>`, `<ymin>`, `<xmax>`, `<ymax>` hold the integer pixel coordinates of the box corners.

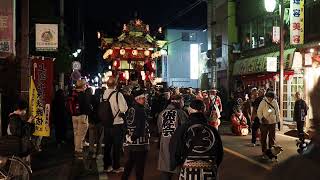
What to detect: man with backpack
<box><xmin>101</xmin><ymin>76</ymin><xmax>128</xmax><ymax>173</ymax></box>
<box><xmin>68</xmin><ymin>79</ymin><xmax>91</xmax><ymax>159</ymax></box>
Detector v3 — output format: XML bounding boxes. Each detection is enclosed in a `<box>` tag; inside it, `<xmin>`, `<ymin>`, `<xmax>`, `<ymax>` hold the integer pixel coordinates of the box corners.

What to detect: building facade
<box><xmin>163</xmin><ymin>28</ymin><xmax>208</xmax><ymax>88</ymax></box>
<box><xmin>229</xmin><ymin>0</ymin><xmax>320</xmax><ymax>128</ymax></box>
<box><xmin>207</xmin><ymin>0</ymin><xmax>238</xmax><ymax>92</ymax></box>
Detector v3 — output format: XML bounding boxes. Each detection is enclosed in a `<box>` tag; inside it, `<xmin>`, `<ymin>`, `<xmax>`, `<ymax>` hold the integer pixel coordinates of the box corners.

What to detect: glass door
<box><xmin>283</xmin><ymin>75</ymin><xmax>304</xmax><ymax>121</ymax></box>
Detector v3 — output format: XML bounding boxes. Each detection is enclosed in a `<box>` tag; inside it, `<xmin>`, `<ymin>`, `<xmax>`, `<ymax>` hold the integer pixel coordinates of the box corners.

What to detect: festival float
<box><xmin>100</xmin><ymin>19</ymin><xmax>166</xmax><ymax>86</ymax></box>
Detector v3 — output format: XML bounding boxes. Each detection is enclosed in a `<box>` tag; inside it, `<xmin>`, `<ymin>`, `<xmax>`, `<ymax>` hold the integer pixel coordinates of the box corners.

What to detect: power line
<box><xmin>162</xmin><ymin>0</ymin><xmax>204</xmax><ymax>28</ymax></box>
<box><xmin>165</xmin><ymin>23</ymin><xmax>207</xmax><ymax>46</ymax></box>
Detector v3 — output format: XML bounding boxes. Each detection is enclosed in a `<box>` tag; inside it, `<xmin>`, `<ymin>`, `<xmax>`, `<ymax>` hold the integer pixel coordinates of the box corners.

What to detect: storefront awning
<box><xmin>233</xmin><ymin>48</ymin><xmax>296</xmax><ymax>76</ymax></box>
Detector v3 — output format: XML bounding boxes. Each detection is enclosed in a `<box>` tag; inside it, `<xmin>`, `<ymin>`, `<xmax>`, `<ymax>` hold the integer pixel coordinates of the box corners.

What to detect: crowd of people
<box><xmin>56</xmin><ymin>77</ymin><xmax>225</xmax><ymax>180</ymax></box>
<box><xmin>3</xmin><ymin>75</ymin><xmax>320</xmax><ymax>180</ymax></box>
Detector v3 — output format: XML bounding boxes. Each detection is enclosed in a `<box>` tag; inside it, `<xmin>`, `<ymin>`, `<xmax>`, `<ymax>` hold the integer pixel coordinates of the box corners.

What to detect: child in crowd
<box><xmin>231</xmin><ymin>106</ymin><xmax>249</xmax><ymax>136</ymax></box>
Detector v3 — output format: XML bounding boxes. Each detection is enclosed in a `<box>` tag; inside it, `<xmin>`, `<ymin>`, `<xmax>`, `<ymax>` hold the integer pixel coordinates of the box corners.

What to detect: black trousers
<box><xmin>251</xmin><ymin>117</ymin><xmax>261</xmax><ymax>144</ymax></box>
<box><xmin>122</xmin><ymin>150</ymin><xmax>148</xmax><ymax>180</ymax></box>
<box><xmin>297</xmin><ymin>121</ymin><xmax>305</xmax><ymax>140</ymax></box>
<box><xmin>161</xmin><ymin>172</ymin><xmax>173</xmax><ymax>180</ymax></box>
<box><xmin>103</xmin><ymin>124</ymin><xmax>123</xmax><ymax>169</ymax></box>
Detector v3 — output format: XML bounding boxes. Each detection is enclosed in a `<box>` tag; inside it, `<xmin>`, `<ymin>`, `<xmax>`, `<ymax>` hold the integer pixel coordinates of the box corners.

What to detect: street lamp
<box><xmin>265</xmin><ymin>0</ymin><xmax>285</xmax><ymax>129</ymax></box>
<box><xmin>265</xmin><ymin>0</ymin><xmax>277</xmax><ymax>12</ymax></box>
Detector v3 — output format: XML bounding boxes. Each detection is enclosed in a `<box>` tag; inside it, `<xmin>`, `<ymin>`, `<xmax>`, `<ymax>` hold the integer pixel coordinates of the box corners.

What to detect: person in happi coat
<box><xmin>158</xmin><ymin>95</ymin><xmax>188</xmax><ymax>180</ymax></box>
<box><xmin>170</xmin><ymin>99</ymin><xmax>223</xmax><ymax>180</ymax></box>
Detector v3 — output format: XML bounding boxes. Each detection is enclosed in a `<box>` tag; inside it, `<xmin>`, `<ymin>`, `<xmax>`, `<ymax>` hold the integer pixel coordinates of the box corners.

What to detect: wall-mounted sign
<box><xmin>272</xmin><ymin>26</ymin><xmax>280</xmax><ymax>43</ymax></box>
<box><xmin>290</xmin><ymin>0</ymin><xmax>304</xmax><ymax>45</ymax></box>
<box><xmin>36</xmin><ymin>24</ymin><xmax>58</xmax><ymax>51</ymax></box>
<box><xmin>0</xmin><ymin>0</ymin><xmax>14</xmax><ymax>58</ymax></box>
<box><xmin>266</xmin><ymin>57</ymin><xmax>278</xmax><ymax>72</ymax></box>
<box><xmin>304</xmin><ymin>53</ymin><xmax>312</xmax><ymax>67</ymax></box>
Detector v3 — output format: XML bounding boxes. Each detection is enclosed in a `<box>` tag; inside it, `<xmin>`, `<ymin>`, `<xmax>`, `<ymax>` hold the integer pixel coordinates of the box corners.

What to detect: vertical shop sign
<box><xmin>290</xmin><ymin>0</ymin><xmax>304</xmax><ymax>45</ymax></box>
<box><xmin>30</xmin><ymin>57</ymin><xmax>54</xmax><ymax>136</ymax></box>
<box><xmin>272</xmin><ymin>26</ymin><xmax>280</xmax><ymax>43</ymax></box>
<box><xmin>0</xmin><ymin>0</ymin><xmax>14</xmax><ymax>58</ymax></box>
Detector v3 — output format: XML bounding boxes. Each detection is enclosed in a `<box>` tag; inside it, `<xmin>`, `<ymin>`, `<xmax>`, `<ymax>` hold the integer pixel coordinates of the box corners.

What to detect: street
<box><xmin>31</xmin><ymin>123</ymin><xmax>299</xmax><ymax>180</ymax></box>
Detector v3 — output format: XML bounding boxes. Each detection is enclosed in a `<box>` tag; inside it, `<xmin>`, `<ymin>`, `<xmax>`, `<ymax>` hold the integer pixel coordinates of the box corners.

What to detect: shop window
<box><xmin>257</xmin><ymin>18</ymin><xmax>265</xmax><ymax>47</ymax></box>
<box><xmin>241</xmin><ymin>24</ymin><xmax>251</xmax><ymax>50</ymax></box>
<box><xmin>182</xmin><ymin>32</ymin><xmax>197</xmax><ymax>41</ymax></box>
<box><xmin>216</xmin><ymin>35</ymin><xmax>222</xmax><ymax>58</ymax></box>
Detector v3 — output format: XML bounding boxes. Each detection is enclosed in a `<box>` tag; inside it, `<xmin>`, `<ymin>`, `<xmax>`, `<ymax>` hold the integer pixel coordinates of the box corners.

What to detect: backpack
<box><xmin>67</xmin><ymin>91</ymin><xmax>81</xmax><ymax>116</ymax></box>
<box><xmin>97</xmin><ymin>91</ymin><xmax>119</xmax><ymax>127</ymax></box>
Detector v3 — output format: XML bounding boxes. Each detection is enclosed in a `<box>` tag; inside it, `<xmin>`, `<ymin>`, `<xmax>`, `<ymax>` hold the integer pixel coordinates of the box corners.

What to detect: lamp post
<box><xmin>265</xmin><ymin>0</ymin><xmax>284</xmax><ymax>128</ymax></box>
<box><xmin>279</xmin><ymin>0</ymin><xmax>284</xmax><ymax>129</ymax></box>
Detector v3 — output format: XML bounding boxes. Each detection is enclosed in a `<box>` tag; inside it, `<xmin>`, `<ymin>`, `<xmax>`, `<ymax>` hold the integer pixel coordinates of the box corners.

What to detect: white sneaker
<box><xmin>105</xmin><ymin>166</ymin><xmax>113</xmax><ymax>173</ymax></box>
<box><xmin>83</xmin><ymin>141</ymin><xmax>90</xmax><ymax>146</ymax></box>
<box><xmin>250</xmin><ymin>143</ymin><xmax>256</xmax><ymax>147</ymax></box>
<box><xmin>112</xmin><ymin>167</ymin><xmax>124</xmax><ymax>173</ymax></box>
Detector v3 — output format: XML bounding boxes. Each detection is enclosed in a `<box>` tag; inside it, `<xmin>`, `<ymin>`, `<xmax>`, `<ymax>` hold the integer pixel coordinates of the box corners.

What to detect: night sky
<box><xmin>66</xmin><ymin>0</ymin><xmax>207</xmax><ymax>74</ymax></box>
<box><xmin>85</xmin><ymin>0</ymin><xmax>207</xmax><ymax>34</ymax></box>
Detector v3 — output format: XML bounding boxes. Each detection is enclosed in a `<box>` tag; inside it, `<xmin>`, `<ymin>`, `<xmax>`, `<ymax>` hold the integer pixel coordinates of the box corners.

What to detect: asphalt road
<box><xmin>31</xmin><ymin>123</ymin><xmax>298</xmax><ymax>180</ymax></box>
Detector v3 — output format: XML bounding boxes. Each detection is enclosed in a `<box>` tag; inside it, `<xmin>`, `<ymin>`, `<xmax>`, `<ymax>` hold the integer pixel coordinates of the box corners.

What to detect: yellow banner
<box><xmin>29</xmin><ymin>77</ymin><xmax>50</xmax><ymax>137</ymax></box>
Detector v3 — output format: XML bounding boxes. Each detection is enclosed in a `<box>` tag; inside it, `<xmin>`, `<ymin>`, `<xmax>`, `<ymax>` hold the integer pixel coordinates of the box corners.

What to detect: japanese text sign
<box><xmin>0</xmin><ymin>0</ymin><xmax>14</xmax><ymax>58</ymax></box>
<box><xmin>290</xmin><ymin>0</ymin><xmax>304</xmax><ymax>45</ymax></box>
<box><xmin>29</xmin><ymin>57</ymin><xmax>54</xmax><ymax>136</ymax></box>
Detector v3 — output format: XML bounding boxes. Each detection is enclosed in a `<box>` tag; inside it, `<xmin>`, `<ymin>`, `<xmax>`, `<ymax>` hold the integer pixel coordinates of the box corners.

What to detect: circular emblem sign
<box><xmin>72</xmin><ymin>61</ymin><xmax>81</xmax><ymax>70</ymax></box>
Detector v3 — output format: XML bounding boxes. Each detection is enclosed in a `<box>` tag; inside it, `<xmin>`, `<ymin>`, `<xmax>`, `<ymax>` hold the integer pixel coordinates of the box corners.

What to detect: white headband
<box><xmin>135</xmin><ymin>94</ymin><xmax>145</xmax><ymax>100</ymax></box>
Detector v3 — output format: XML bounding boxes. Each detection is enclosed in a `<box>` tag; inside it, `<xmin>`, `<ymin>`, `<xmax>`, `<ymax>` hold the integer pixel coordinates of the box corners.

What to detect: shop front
<box><xmin>233</xmin><ymin>48</ymin><xmax>306</xmax><ymax>122</ymax></box>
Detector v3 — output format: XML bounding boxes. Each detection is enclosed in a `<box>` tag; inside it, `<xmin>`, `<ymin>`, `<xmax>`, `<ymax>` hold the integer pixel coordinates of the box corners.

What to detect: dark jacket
<box><xmin>74</xmin><ymin>90</ymin><xmax>92</xmax><ymax>116</ymax></box>
<box><xmin>293</xmin><ymin>99</ymin><xmax>308</xmax><ymax>122</ymax></box>
<box><xmin>52</xmin><ymin>90</ymin><xmax>67</xmax><ymax>125</ymax></box>
<box><xmin>125</xmin><ymin>102</ymin><xmax>150</xmax><ymax>151</ymax></box>
<box><xmin>169</xmin><ymin>112</ymin><xmax>223</xmax><ymax>171</ymax></box>
<box><xmin>8</xmin><ymin>114</ymin><xmax>35</xmax><ymax>138</ymax></box>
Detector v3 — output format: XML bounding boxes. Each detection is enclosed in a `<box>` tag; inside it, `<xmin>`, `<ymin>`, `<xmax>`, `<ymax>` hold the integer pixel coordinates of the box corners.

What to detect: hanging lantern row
<box><xmin>103</xmin><ymin>48</ymin><xmax>156</xmax><ymax>59</ymax></box>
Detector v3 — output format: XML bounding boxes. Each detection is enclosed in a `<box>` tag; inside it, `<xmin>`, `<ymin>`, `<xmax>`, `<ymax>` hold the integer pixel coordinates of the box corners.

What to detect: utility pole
<box><xmin>59</xmin><ymin>0</ymin><xmax>65</xmax><ymax>89</ymax></box>
<box><xmin>208</xmin><ymin>0</ymin><xmax>217</xmax><ymax>88</ymax></box>
<box><xmin>20</xmin><ymin>0</ymin><xmax>30</xmax><ymax>99</ymax></box>
<box><xmin>279</xmin><ymin>0</ymin><xmax>284</xmax><ymax>130</ymax></box>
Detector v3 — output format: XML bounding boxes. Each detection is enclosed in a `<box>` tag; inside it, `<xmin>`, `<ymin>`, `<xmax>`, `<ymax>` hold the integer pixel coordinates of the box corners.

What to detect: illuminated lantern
<box><xmin>123</xmin><ymin>24</ymin><xmax>128</xmax><ymax>31</ymax></box>
<box><xmin>144</xmin><ymin>50</ymin><xmax>150</xmax><ymax>56</ymax></box>
<box><xmin>141</xmin><ymin>71</ymin><xmax>146</xmax><ymax>80</ymax></box>
<box><xmin>103</xmin><ymin>51</ymin><xmax>109</xmax><ymax>59</ymax></box>
<box><xmin>132</xmin><ymin>50</ymin><xmax>138</xmax><ymax>56</ymax></box>
<box><xmin>120</xmin><ymin>49</ymin><xmax>126</xmax><ymax>55</ymax></box>
<box><xmin>151</xmin><ymin>61</ymin><xmax>156</xmax><ymax>70</ymax></box>
<box><xmin>125</xmin><ymin>70</ymin><xmax>130</xmax><ymax>80</ymax></box>
<box><xmin>158</xmin><ymin>27</ymin><xmax>162</xmax><ymax>33</ymax></box>
<box><xmin>146</xmin><ymin>25</ymin><xmax>150</xmax><ymax>32</ymax></box>
<box><xmin>107</xmin><ymin>49</ymin><xmax>113</xmax><ymax>55</ymax></box>
<box><xmin>113</xmin><ymin>60</ymin><xmax>120</xmax><ymax>69</ymax></box>
<box><xmin>118</xmin><ymin>72</ymin><xmax>125</xmax><ymax>81</ymax></box>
